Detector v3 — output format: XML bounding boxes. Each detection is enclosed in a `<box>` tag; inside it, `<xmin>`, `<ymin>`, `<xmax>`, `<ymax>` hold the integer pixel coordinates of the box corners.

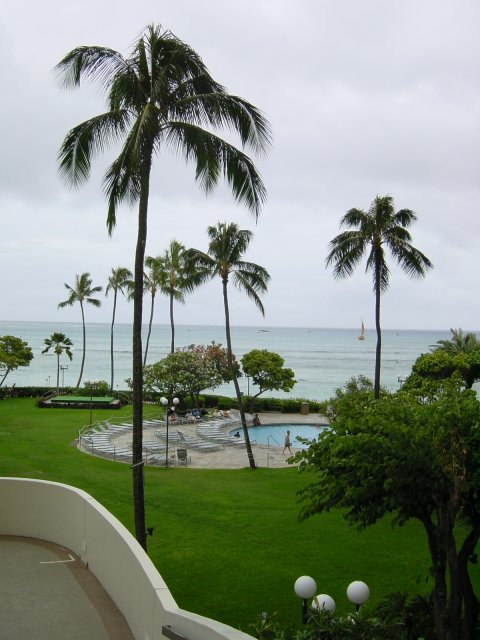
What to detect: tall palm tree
<box><xmin>58</xmin><ymin>273</ymin><xmax>102</xmax><ymax>388</ymax></box>
<box><xmin>106</xmin><ymin>267</ymin><xmax>133</xmax><ymax>392</ymax></box>
<box><xmin>431</xmin><ymin>328</ymin><xmax>480</xmax><ymax>355</ymax></box>
<box><xmin>56</xmin><ymin>25</ymin><xmax>270</xmax><ymax>550</ymax></box>
<box><xmin>326</xmin><ymin>195</ymin><xmax>433</xmax><ymax>399</ymax></box>
<box><xmin>189</xmin><ymin>222</ymin><xmax>270</xmax><ymax>469</ymax></box>
<box><xmin>142</xmin><ymin>256</ymin><xmax>163</xmax><ymax>366</ymax></box>
<box><xmin>42</xmin><ymin>332</ymin><xmax>73</xmax><ymax>394</ymax></box>
<box><xmin>156</xmin><ymin>239</ymin><xmax>203</xmax><ymax>353</ymax></box>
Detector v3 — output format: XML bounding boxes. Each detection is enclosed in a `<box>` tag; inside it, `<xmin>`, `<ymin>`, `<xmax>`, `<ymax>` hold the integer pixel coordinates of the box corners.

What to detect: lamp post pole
<box><xmin>160</xmin><ymin>396</ymin><xmax>179</xmax><ymax>468</ymax></box>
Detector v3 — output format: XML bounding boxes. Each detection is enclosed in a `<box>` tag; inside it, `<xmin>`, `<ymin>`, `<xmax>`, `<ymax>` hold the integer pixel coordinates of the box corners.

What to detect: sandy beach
<box><xmin>98</xmin><ymin>411</ymin><xmax>327</xmax><ymax>470</ymax></box>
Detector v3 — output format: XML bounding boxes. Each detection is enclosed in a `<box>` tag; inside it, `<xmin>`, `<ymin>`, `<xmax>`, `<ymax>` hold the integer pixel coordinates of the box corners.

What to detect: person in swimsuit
<box><xmin>283</xmin><ymin>430</ymin><xmax>292</xmax><ymax>455</ymax></box>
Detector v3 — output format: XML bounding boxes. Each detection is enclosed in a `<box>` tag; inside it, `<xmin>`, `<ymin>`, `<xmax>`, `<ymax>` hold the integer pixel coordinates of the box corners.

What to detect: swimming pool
<box><xmin>228</xmin><ymin>423</ymin><xmax>326</xmax><ymax>448</ymax></box>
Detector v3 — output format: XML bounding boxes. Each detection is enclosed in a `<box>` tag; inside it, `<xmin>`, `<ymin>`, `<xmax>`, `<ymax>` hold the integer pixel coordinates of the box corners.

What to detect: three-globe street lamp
<box><xmin>160</xmin><ymin>396</ymin><xmax>179</xmax><ymax>468</ymax></box>
<box><xmin>294</xmin><ymin>576</ymin><xmax>369</xmax><ymax>624</ymax></box>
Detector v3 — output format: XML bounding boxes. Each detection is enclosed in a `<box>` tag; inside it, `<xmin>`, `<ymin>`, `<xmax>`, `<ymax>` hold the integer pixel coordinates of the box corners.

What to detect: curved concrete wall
<box><xmin>0</xmin><ymin>478</ymin><xmax>253</xmax><ymax>640</ymax></box>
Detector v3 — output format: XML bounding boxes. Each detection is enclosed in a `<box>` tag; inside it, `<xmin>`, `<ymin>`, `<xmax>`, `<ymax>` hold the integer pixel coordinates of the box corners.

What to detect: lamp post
<box><xmin>294</xmin><ymin>576</ymin><xmax>369</xmax><ymax>624</ymax></box>
<box><xmin>160</xmin><ymin>396</ymin><xmax>179</xmax><ymax>468</ymax></box>
<box><xmin>60</xmin><ymin>363</ymin><xmax>68</xmax><ymax>388</ymax></box>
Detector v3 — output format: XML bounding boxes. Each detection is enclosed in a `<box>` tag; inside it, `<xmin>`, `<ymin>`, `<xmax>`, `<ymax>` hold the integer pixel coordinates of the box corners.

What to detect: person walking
<box><xmin>283</xmin><ymin>430</ymin><xmax>292</xmax><ymax>455</ymax></box>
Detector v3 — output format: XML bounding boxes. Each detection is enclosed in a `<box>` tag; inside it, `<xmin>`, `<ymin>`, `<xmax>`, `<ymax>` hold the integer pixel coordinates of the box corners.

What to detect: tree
<box><xmin>42</xmin><ymin>333</ymin><xmax>73</xmax><ymax>393</ymax></box>
<box><xmin>294</xmin><ymin>379</ymin><xmax>480</xmax><ymax>640</ymax></box>
<box><xmin>142</xmin><ymin>256</ymin><xmax>163</xmax><ymax>366</ymax></box>
<box><xmin>326</xmin><ymin>195</ymin><xmax>432</xmax><ymax>399</ymax></box>
<box><xmin>0</xmin><ymin>336</ymin><xmax>34</xmax><ymax>388</ymax></box>
<box><xmin>156</xmin><ymin>239</ymin><xmax>203</xmax><ymax>354</ymax></box>
<box><xmin>241</xmin><ymin>349</ymin><xmax>295</xmax><ymax>409</ymax></box>
<box><xmin>56</xmin><ymin>24</ymin><xmax>270</xmax><ymax>550</ymax></box>
<box><xmin>431</xmin><ymin>328</ymin><xmax>480</xmax><ymax>355</ymax></box>
<box><xmin>106</xmin><ymin>267</ymin><xmax>132</xmax><ymax>392</ymax></box>
<box><xmin>404</xmin><ymin>349</ymin><xmax>480</xmax><ymax>392</ymax></box>
<box><xmin>58</xmin><ymin>272</ymin><xmax>102</xmax><ymax>388</ymax></box>
<box><xmin>144</xmin><ymin>347</ymin><xmax>224</xmax><ymax>406</ymax></box>
<box><xmin>189</xmin><ymin>222</ymin><xmax>270</xmax><ymax>469</ymax></box>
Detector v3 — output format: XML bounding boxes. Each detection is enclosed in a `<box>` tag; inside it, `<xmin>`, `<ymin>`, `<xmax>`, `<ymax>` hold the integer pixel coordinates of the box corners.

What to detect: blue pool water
<box><xmin>229</xmin><ymin>423</ymin><xmax>326</xmax><ymax>448</ymax></box>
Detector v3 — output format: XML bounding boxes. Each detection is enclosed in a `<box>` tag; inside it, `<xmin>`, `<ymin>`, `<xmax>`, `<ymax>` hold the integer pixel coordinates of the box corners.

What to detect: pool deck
<box><xmin>107</xmin><ymin>411</ymin><xmax>327</xmax><ymax>470</ymax></box>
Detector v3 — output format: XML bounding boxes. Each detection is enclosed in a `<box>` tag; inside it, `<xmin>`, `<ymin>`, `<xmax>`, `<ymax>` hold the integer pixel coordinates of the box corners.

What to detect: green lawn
<box><xmin>1</xmin><ymin>398</ymin><xmax>478</xmax><ymax>632</ymax></box>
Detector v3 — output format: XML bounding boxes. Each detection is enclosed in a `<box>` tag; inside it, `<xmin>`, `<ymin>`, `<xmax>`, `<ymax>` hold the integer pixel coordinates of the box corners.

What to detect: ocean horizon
<box><xmin>0</xmin><ymin>320</ymin><xmax>465</xmax><ymax>401</ymax></box>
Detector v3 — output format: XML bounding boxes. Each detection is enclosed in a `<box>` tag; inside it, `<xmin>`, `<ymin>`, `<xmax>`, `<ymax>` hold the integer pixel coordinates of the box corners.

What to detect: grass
<box><xmin>1</xmin><ymin>398</ymin><xmax>478</xmax><ymax>632</ymax></box>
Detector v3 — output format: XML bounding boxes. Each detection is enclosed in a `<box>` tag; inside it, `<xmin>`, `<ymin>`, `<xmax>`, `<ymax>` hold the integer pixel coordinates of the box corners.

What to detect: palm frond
<box><xmin>55</xmin><ymin>46</ymin><xmax>128</xmax><ymax>91</ymax></box>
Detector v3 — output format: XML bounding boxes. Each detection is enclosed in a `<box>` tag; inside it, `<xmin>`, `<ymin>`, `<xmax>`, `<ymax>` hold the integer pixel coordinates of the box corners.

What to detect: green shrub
<box><xmin>82</xmin><ymin>380</ymin><xmax>110</xmax><ymax>396</ymax></box>
<box><xmin>217</xmin><ymin>396</ymin><xmax>234</xmax><ymax>410</ymax></box>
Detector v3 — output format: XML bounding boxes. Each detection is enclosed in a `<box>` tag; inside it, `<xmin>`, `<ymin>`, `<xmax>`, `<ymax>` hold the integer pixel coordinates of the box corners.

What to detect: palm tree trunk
<box><xmin>143</xmin><ymin>293</ymin><xmax>155</xmax><ymax>366</ymax></box>
<box><xmin>132</xmin><ymin>156</ymin><xmax>152</xmax><ymax>552</ymax></box>
<box><xmin>56</xmin><ymin>353</ymin><xmax>60</xmax><ymax>394</ymax></box>
<box><xmin>76</xmin><ymin>301</ymin><xmax>86</xmax><ymax>388</ymax></box>
<box><xmin>110</xmin><ymin>291</ymin><xmax>117</xmax><ymax>392</ymax></box>
<box><xmin>222</xmin><ymin>278</ymin><xmax>256</xmax><ymax>469</ymax></box>
<box><xmin>374</xmin><ymin>267</ymin><xmax>382</xmax><ymax>399</ymax></box>
<box><xmin>169</xmin><ymin>292</ymin><xmax>175</xmax><ymax>354</ymax></box>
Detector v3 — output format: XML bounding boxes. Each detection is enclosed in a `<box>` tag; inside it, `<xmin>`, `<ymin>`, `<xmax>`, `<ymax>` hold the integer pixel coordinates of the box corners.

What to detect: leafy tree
<box><xmin>58</xmin><ymin>272</ymin><xmax>102</xmax><ymax>388</ymax></box>
<box><xmin>294</xmin><ymin>379</ymin><xmax>480</xmax><ymax>640</ymax></box>
<box><xmin>42</xmin><ymin>333</ymin><xmax>73</xmax><ymax>393</ymax></box>
<box><xmin>156</xmin><ymin>239</ymin><xmax>203</xmax><ymax>354</ymax></box>
<box><xmin>431</xmin><ymin>328</ymin><xmax>480</xmax><ymax>355</ymax></box>
<box><xmin>106</xmin><ymin>267</ymin><xmax>132</xmax><ymax>392</ymax></box>
<box><xmin>56</xmin><ymin>24</ymin><xmax>270</xmax><ymax>549</ymax></box>
<box><xmin>403</xmin><ymin>349</ymin><xmax>480</xmax><ymax>392</ymax></box>
<box><xmin>189</xmin><ymin>222</ymin><xmax>270</xmax><ymax>469</ymax></box>
<box><xmin>200</xmin><ymin>340</ymin><xmax>239</xmax><ymax>383</ymax></box>
<box><xmin>241</xmin><ymin>349</ymin><xmax>295</xmax><ymax>409</ymax></box>
<box><xmin>144</xmin><ymin>347</ymin><xmax>224</xmax><ymax>407</ymax></box>
<box><xmin>326</xmin><ymin>195</ymin><xmax>433</xmax><ymax>398</ymax></box>
<box><xmin>0</xmin><ymin>336</ymin><xmax>34</xmax><ymax>388</ymax></box>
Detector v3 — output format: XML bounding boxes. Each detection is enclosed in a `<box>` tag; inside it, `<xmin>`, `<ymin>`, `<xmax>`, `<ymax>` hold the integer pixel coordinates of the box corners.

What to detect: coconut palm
<box><xmin>106</xmin><ymin>267</ymin><xmax>133</xmax><ymax>392</ymax></box>
<box><xmin>156</xmin><ymin>239</ymin><xmax>203</xmax><ymax>353</ymax></box>
<box><xmin>189</xmin><ymin>222</ymin><xmax>270</xmax><ymax>469</ymax></box>
<box><xmin>42</xmin><ymin>333</ymin><xmax>73</xmax><ymax>394</ymax></box>
<box><xmin>326</xmin><ymin>195</ymin><xmax>433</xmax><ymax>399</ymax></box>
<box><xmin>142</xmin><ymin>256</ymin><xmax>163</xmax><ymax>366</ymax></box>
<box><xmin>56</xmin><ymin>25</ymin><xmax>270</xmax><ymax>549</ymax></box>
<box><xmin>431</xmin><ymin>328</ymin><xmax>480</xmax><ymax>355</ymax></box>
<box><xmin>58</xmin><ymin>273</ymin><xmax>102</xmax><ymax>388</ymax></box>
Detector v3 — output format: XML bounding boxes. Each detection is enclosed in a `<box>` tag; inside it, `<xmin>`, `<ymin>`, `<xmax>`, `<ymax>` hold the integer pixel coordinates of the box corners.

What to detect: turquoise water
<box><xmin>0</xmin><ymin>320</ymin><xmax>461</xmax><ymax>400</ymax></box>
<box><xmin>229</xmin><ymin>424</ymin><xmax>325</xmax><ymax>447</ymax></box>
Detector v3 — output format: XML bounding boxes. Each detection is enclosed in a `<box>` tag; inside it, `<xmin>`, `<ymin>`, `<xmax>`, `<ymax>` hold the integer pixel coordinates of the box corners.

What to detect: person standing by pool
<box><xmin>283</xmin><ymin>430</ymin><xmax>292</xmax><ymax>455</ymax></box>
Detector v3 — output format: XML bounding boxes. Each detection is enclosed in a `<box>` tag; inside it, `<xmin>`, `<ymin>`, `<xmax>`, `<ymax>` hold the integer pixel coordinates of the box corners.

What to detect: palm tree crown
<box><xmin>326</xmin><ymin>195</ymin><xmax>433</xmax><ymax>398</ymax></box>
<box><xmin>431</xmin><ymin>328</ymin><xmax>480</xmax><ymax>355</ymax></box>
<box><xmin>189</xmin><ymin>222</ymin><xmax>270</xmax><ymax>469</ymax></box>
<box><xmin>56</xmin><ymin>24</ymin><xmax>270</xmax><ymax>549</ymax></box>
<box><xmin>58</xmin><ymin>272</ymin><xmax>102</xmax><ymax>388</ymax></box>
<box><xmin>42</xmin><ymin>332</ymin><xmax>73</xmax><ymax>393</ymax></box>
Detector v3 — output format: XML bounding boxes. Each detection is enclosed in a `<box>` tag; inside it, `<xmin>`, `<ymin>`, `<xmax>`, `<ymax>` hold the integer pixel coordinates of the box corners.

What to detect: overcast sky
<box><xmin>1</xmin><ymin>0</ymin><xmax>479</xmax><ymax>331</ymax></box>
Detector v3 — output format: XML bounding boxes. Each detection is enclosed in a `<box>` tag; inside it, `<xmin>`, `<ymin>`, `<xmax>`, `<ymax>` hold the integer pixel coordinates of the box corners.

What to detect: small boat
<box><xmin>358</xmin><ymin>321</ymin><xmax>365</xmax><ymax>341</ymax></box>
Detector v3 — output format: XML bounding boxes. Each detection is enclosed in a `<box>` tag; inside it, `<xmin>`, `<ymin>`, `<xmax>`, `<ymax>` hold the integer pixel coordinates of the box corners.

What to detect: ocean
<box><xmin>0</xmin><ymin>321</ymin><xmax>457</xmax><ymax>401</ymax></box>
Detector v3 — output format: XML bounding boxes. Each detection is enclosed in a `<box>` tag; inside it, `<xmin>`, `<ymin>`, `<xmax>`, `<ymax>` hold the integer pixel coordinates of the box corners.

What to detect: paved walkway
<box><xmin>101</xmin><ymin>411</ymin><xmax>327</xmax><ymax>469</ymax></box>
<box><xmin>0</xmin><ymin>536</ymin><xmax>133</xmax><ymax>640</ymax></box>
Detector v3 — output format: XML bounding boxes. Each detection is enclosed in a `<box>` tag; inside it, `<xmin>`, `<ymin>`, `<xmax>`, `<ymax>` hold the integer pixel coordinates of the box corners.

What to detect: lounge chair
<box><xmin>176</xmin><ymin>448</ymin><xmax>191</xmax><ymax>466</ymax></box>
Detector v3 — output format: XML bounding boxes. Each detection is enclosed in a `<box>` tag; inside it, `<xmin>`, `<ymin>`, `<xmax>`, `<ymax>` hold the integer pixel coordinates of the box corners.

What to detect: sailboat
<box><xmin>358</xmin><ymin>320</ymin><xmax>365</xmax><ymax>341</ymax></box>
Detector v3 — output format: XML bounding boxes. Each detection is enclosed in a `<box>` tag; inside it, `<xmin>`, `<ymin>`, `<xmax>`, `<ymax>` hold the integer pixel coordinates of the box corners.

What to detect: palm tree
<box><xmin>142</xmin><ymin>256</ymin><xmax>163</xmax><ymax>366</ymax></box>
<box><xmin>56</xmin><ymin>25</ymin><xmax>270</xmax><ymax>550</ymax></box>
<box><xmin>42</xmin><ymin>333</ymin><xmax>73</xmax><ymax>394</ymax></box>
<box><xmin>106</xmin><ymin>267</ymin><xmax>133</xmax><ymax>392</ymax></box>
<box><xmin>431</xmin><ymin>328</ymin><xmax>480</xmax><ymax>355</ymax></box>
<box><xmin>326</xmin><ymin>195</ymin><xmax>433</xmax><ymax>399</ymax></box>
<box><xmin>156</xmin><ymin>239</ymin><xmax>203</xmax><ymax>354</ymax></box>
<box><xmin>189</xmin><ymin>222</ymin><xmax>270</xmax><ymax>469</ymax></box>
<box><xmin>58</xmin><ymin>273</ymin><xmax>102</xmax><ymax>388</ymax></box>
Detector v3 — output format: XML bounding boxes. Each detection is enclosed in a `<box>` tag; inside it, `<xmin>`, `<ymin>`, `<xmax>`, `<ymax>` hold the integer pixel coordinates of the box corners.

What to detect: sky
<box><xmin>1</xmin><ymin>0</ymin><xmax>479</xmax><ymax>331</ymax></box>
